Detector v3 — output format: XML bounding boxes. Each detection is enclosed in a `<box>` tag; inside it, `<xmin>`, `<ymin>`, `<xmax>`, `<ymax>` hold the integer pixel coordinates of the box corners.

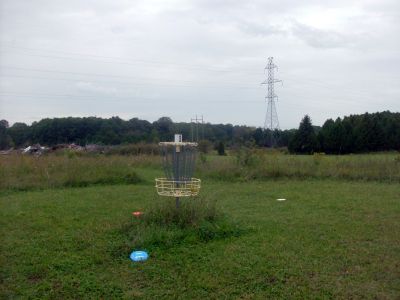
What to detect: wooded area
<box><xmin>1</xmin><ymin>111</ymin><xmax>399</xmax><ymax>154</ymax></box>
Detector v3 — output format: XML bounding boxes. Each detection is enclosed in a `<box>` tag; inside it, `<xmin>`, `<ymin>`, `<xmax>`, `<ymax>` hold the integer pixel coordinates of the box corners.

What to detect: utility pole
<box><xmin>191</xmin><ymin>115</ymin><xmax>204</xmax><ymax>142</ymax></box>
<box><xmin>261</xmin><ymin>57</ymin><xmax>282</xmax><ymax>147</ymax></box>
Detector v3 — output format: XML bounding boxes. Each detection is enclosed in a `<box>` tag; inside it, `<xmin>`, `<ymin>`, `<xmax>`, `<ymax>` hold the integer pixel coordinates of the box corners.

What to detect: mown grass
<box><xmin>1</xmin><ymin>151</ymin><xmax>399</xmax><ymax>192</ymax></box>
<box><xmin>1</xmin><ymin>180</ymin><xmax>399</xmax><ymax>299</ymax></box>
<box><xmin>1</xmin><ymin>150</ymin><xmax>399</xmax><ymax>298</ymax></box>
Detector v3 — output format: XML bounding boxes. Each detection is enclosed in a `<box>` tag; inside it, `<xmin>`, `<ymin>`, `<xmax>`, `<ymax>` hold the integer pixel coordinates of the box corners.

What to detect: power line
<box><xmin>0</xmin><ymin>74</ymin><xmax>259</xmax><ymax>90</ymax></box>
<box><xmin>0</xmin><ymin>68</ymin><xmax>376</xmax><ymax>100</ymax></box>
<box><xmin>0</xmin><ymin>88</ymin><xmax>380</xmax><ymax>108</ymax></box>
<box><xmin>0</xmin><ymin>92</ymin><xmax>260</xmax><ymax>104</ymax></box>
<box><xmin>0</xmin><ymin>77</ymin><xmax>379</xmax><ymax>108</ymax></box>
<box><xmin>0</xmin><ymin>44</ymin><xmax>257</xmax><ymax>74</ymax></box>
<box><xmin>0</xmin><ymin>91</ymin><xmax>374</xmax><ymax>107</ymax></box>
<box><xmin>0</xmin><ymin>68</ymin><xmax>379</xmax><ymax>102</ymax></box>
<box><xmin>0</xmin><ymin>92</ymin><xmax>158</xmax><ymax>102</ymax></box>
<box><xmin>0</xmin><ymin>65</ymin><xmax>257</xmax><ymax>87</ymax></box>
<box><xmin>190</xmin><ymin>115</ymin><xmax>204</xmax><ymax>142</ymax></box>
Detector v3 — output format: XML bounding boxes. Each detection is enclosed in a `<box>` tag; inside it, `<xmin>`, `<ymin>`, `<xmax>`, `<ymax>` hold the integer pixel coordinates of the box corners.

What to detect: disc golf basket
<box><xmin>155</xmin><ymin>134</ymin><xmax>201</xmax><ymax>207</ymax></box>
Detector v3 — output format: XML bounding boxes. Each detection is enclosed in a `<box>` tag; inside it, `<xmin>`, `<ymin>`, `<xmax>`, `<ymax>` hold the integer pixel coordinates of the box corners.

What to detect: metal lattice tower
<box><xmin>261</xmin><ymin>57</ymin><xmax>282</xmax><ymax>132</ymax></box>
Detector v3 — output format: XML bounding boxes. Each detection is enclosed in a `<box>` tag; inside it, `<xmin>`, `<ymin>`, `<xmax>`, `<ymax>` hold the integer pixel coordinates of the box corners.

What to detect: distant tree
<box><xmin>124</xmin><ymin>118</ymin><xmax>151</xmax><ymax>143</ymax></box>
<box><xmin>264</xmin><ymin>129</ymin><xmax>274</xmax><ymax>147</ymax></box>
<box><xmin>383</xmin><ymin>112</ymin><xmax>400</xmax><ymax>150</ymax></box>
<box><xmin>149</xmin><ymin>129</ymin><xmax>159</xmax><ymax>143</ymax></box>
<box><xmin>217</xmin><ymin>141</ymin><xmax>226</xmax><ymax>156</ymax></box>
<box><xmin>1</xmin><ymin>112</ymin><xmax>398</xmax><ymax>152</ymax></box>
<box><xmin>317</xmin><ymin>112</ymin><xmax>400</xmax><ymax>154</ymax></box>
<box><xmin>289</xmin><ymin>115</ymin><xmax>318</xmax><ymax>154</ymax></box>
<box><xmin>153</xmin><ymin>117</ymin><xmax>173</xmax><ymax>141</ymax></box>
<box><xmin>173</xmin><ymin>122</ymin><xmax>192</xmax><ymax>141</ymax></box>
<box><xmin>8</xmin><ymin>122</ymin><xmax>30</xmax><ymax>147</ymax></box>
<box><xmin>252</xmin><ymin>128</ymin><xmax>265</xmax><ymax>146</ymax></box>
<box><xmin>340</xmin><ymin>117</ymin><xmax>355</xmax><ymax>153</ymax></box>
<box><xmin>353</xmin><ymin>113</ymin><xmax>385</xmax><ymax>152</ymax></box>
<box><xmin>318</xmin><ymin>119</ymin><xmax>337</xmax><ymax>153</ymax></box>
<box><xmin>212</xmin><ymin>123</ymin><xmax>233</xmax><ymax>143</ymax></box>
<box><xmin>288</xmin><ymin>132</ymin><xmax>298</xmax><ymax>153</ymax></box>
<box><xmin>277</xmin><ymin>129</ymin><xmax>296</xmax><ymax>148</ymax></box>
<box><xmin>0</xmin><ymin>119</ymin><xmax>13</xmax><ymax>149</ymax></box>
<box><xmin>232</xmin><ymin>125</ymin><xmax>255</xmax><ymax>146</ymax></box>
<box><xmin>0</xmin><ymin>120</ymin><xmax>9</xmax><ymax>128</ymax></box>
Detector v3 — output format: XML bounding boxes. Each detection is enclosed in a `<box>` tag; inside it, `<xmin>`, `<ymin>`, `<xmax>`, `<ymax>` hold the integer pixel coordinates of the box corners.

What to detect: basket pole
<box><xmin>175</xmin><ymin>143</ymin><xmax>180</xmax><ymax>209</ymax></box>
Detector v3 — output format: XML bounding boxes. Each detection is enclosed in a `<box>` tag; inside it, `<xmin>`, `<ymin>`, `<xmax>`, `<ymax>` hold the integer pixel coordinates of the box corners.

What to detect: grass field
<box><xmin>1</xmin><ymin>151</ymin><xmax>399</xmax><ymax>191</ymax></box>
<box><xmin>1</xmin><ymin>153</ymin><xmax>400</xmax><ymax>299</ymax></box>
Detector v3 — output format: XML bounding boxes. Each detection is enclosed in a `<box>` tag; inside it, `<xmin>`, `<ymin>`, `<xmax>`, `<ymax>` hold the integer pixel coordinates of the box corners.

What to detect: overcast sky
<box><xmin>0</xmin><ymin>0</ymin><xmax>399</xmax><ymax>129</ymax></box>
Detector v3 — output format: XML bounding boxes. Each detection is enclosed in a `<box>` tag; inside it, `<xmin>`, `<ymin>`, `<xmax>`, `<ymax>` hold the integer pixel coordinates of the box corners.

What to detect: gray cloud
<box><xmin>235</xmin><ymin>20</ymin><xmax>286</xmax><ymax>37</ymax></box>
<box><xmin>0</xmin><ymin>0</ymin><xmax>399</xmax><ymax>129</ymax></box>
<box><xmin>290</xmin><ymin>22</ymin><xmax>356</xmax><ymax>49</ymax></box>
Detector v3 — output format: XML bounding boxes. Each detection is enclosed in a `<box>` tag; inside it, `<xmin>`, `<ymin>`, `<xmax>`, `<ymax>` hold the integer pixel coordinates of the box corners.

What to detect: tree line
<box><xmin>0</xmin><ymin>117</ymin><xmax>260</xmax><ymax>148</ymax></box>
<box><xmin>289</xmin><ymin>111</ymin><xmax>400</xmax><ymax>154</ymax></box>
<box><xmin>0</xmin><ymin>111</ymin><xmax>399</xmax><ymax>154</ymax></box>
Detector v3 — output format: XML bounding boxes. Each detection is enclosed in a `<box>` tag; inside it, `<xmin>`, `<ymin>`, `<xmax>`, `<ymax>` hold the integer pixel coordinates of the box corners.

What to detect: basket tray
<box><xmin>155</xmin><ymin>178</ymin><xmax>201</xmax><ymax>197</ymax></box>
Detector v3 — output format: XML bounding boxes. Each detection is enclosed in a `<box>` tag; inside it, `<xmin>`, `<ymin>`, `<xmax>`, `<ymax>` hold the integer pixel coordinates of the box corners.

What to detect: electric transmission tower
<box><xmin>261</xmin><ymin>57</ymin><xmax>282</xmax><ymax>146</ymax></box>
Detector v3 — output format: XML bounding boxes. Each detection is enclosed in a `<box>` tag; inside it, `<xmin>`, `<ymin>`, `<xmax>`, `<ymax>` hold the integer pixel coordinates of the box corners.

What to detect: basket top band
<box><xmin>159</xmin><ymin>142</ymin><xmax>198</xmax><ymax>146</ymax></box>
<box><xmin>155</xmin><ymin>178</ymin><xmax>201</xmax><ymax>182</ymax></box>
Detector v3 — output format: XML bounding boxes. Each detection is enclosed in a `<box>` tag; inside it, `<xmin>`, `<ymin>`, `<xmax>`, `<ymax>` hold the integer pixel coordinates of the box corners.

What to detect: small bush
<box><xmin>235</xmin><ymin>147</ymin><xmax>259</xmax><ymax>167</ymax></box>
<box><xmin>199</xmin><ymin>153</ymin><xmax>207</xmax><ymax>164</ymax></box>
<box><xmin>313</xmin><ymin>152</ymin><xmax>325</xmax><ymax>166</ymax></box>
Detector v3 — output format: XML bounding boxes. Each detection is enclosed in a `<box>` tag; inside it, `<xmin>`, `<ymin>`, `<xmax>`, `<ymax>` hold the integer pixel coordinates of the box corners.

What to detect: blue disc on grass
<box><xmin>130</xmin><ymin>251</ymin><xmax>148</xmax><ymax>262</ymax></box>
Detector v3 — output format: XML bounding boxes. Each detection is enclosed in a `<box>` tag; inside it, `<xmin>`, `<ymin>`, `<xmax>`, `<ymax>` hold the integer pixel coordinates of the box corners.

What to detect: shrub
<box><xmin>199</xmin><ymin>153</ymin><xmax>207</xmax><ymax>164</ymax></box>
<box><xmin>235</xmin><ymin>147</ymin><xmax>259</xmax><ymax>167</ymax></box>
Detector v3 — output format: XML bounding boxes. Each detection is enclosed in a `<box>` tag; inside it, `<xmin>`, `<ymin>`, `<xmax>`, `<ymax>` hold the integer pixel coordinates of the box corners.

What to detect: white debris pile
<box><xmin>22</xmin><ymin>144</ymin><xmax>49</xmax><ymax>156</ymax></box>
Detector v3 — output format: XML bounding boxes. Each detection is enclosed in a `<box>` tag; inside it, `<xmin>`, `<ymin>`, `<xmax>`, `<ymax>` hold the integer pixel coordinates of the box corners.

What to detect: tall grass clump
<box><xmin>118</xmin><ymin>196</ymin><xmax>245</xmax><ymax>252</ymax></box>
<box><xmin>143</xmin><ymin>196</ymin><xmax>219</xmax><ymax>227</ymax></box>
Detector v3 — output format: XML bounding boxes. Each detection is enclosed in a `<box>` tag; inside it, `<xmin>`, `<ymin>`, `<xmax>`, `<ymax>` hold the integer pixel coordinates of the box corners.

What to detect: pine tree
<box><xmin>217</xmin><ymin>141</ymin><xmax>226</xmax><ymax>156</ymax></box>
<box><xmin>289</xmin><ymin>115</ymin><xmax>318</xmax><ymax>154</ymax></box>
